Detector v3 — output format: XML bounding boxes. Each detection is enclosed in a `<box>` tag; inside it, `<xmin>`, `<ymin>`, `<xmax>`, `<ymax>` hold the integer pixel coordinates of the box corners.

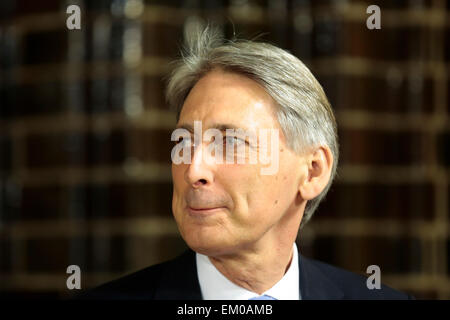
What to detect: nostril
<box><xmin>192</xmin><ymin>178</ymin><xmax>208</xmax><ymax>188</ymax></box>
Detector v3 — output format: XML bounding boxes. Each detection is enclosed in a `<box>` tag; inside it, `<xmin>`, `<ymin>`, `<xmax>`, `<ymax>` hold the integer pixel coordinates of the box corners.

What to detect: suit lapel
<box><xmin>154</xmin><ymin>249</ymin><xmax>203</xmax><ymax>300</ymax></box>
<box><xmin>298</xmin><ymin>252</ymin><xmax>344</xmax><ymax>300</ymax></box>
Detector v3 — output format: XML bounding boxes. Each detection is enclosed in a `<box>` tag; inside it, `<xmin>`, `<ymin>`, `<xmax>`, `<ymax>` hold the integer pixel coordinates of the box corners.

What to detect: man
<box><xmin>83</xmin><ymin>26</ymin><xmax>412</xmax><ymax>300</ymax></box>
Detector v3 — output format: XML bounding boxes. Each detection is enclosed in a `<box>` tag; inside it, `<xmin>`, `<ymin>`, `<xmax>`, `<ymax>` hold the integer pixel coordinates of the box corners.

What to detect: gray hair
<box><xmin>165</xmin><ymin>25</ymin><xmax>339</xmax><ymax>229</ymax></box>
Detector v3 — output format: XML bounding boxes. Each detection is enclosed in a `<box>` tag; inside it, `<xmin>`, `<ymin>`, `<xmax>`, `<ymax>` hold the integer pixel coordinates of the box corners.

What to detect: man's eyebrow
<box><xmin>210</xmin><ymin>123</ymin><xmax>246</xmax><ymax>131</ymax></box>
<box><xmin>175</xmin><ymin>123</ymin><xmax>194</xmax><ymax>132</ymax></box>
<box><xmin>175</xmin><ymin>123</ymin><xmax>247</xmax><ymax>132</ymax></box>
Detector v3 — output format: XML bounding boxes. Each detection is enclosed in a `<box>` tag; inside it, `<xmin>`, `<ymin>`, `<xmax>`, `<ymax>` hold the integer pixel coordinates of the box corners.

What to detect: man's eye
<box><xmin>223</xmin><ymin>136</ymin><xmax>245</xmax><ymax>146</ymax></box>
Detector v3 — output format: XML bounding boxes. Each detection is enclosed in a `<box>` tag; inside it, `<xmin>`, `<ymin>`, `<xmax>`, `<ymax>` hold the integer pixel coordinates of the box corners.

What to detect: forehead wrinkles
<box><xmin>178</xmin><ymin>71</ymin><xmax>282</xmax><ymax>135</ymax></box>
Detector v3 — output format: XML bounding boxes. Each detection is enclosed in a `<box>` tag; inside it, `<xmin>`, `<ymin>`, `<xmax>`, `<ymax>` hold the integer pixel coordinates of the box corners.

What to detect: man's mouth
<box><xmin>187</xmin><ymin>206</ymin><xmax>226</xmax><ymax>216</ymax></box>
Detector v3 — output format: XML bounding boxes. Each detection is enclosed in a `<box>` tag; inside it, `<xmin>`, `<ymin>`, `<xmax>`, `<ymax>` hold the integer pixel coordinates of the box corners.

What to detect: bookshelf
<box><xmin>0</xmin><ymin>0</ymin><xmax>448</xmax><ymax>299</ymax></box>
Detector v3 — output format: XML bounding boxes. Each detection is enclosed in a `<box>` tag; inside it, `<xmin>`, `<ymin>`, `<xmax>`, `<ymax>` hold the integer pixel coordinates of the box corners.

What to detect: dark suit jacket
<box><xmin>80</xmin><ymin>249</ymin><xmax>413</xmax><ymax>300</ymax></box>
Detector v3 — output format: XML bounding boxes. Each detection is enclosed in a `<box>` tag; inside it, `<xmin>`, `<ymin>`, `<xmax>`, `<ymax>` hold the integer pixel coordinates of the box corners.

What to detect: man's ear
<box><xmin>299</xmin><ymin>146</ymin><xmax>333</xmax><ymax>201</ymax></box>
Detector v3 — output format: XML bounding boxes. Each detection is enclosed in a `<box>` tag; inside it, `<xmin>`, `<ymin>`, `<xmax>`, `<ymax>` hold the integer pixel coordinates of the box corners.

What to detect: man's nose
<box><xmin>184</xmin><ymin>143</ymin><xmax>215</xmax><ymax>188</ymax></box>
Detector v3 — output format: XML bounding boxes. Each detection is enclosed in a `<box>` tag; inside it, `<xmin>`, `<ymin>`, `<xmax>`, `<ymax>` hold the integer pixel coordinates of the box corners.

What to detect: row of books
<box><xmin>0</xmin><ymin>128</ymin><xmax>436</xmax><ymax>170</ymax></box>
<box><xmin>0</xmin><ymin>228</ymin><xmax>425</xmax><ymax>274</ymax></box>
<box><xmin>0</xmin><ymin>73</ymin><xmax>437</xmax><ymax>119</ymax></box>
<box><xmin>0</xmin><ymin>180</ymin><xmax>436</xmax><ymax>222</ymax></box>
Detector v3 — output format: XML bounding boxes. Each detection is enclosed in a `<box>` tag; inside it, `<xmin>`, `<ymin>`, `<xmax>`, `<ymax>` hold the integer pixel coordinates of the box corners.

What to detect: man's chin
<box><xmin>183</xmin><ymin>236</ymin><xmax>236</xmax><ymax>257</ymax></box>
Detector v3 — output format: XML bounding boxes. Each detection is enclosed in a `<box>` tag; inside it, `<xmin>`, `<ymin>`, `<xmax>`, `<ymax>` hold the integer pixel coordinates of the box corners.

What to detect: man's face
<box><xmin>171</xmin><ymin>69</ymin><xmax>307</xmax><ymax>256</ymax></box>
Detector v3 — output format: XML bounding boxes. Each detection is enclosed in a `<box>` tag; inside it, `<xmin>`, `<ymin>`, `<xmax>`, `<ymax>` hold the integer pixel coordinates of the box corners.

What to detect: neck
<box><xmin>206</xmin><ymin>196</ymin><xmax>305</xmax><ymax>295</ymax></box>
<box><xmin>208</xmin><ymin>239</ymin><xmax>296</xmax><ymax>295</ymax></box>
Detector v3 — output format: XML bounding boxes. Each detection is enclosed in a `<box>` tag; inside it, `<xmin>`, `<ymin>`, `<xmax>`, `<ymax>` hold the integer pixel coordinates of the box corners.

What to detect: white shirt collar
<box><xmin>196</xmin><ymin>242</ymin><xmax>301</xmax><ymax>300</ymax></box>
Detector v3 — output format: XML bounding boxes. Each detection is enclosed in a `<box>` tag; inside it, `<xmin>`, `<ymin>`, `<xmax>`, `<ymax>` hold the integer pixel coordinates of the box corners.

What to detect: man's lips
<box><xmin>186</xmin><ymin>206</ymin><xmax>226</xmax><ymax>216</ymax></box>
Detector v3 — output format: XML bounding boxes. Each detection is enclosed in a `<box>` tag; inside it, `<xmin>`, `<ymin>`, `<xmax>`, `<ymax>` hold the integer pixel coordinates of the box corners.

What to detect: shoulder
<box><xmin>301</xmin><ymin>255</ymin><xmax>414</xmax><ymax>300</ymax></box>
<box><xmin>74</xmin><ymin>261</ymin><xmax>167</xmax><ymax>300</ymax></box>
<box><xmin>74</xmin><ymin>251</ymin><xmax>193</xmax><ymax>300</ymax></box>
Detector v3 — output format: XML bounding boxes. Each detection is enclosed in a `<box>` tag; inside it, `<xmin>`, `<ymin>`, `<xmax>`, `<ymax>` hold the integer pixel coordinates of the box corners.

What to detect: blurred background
<box><xmin>0</xmin><ymin>0</ymin><xmax>449</xmax><ymax>299</ymax></box>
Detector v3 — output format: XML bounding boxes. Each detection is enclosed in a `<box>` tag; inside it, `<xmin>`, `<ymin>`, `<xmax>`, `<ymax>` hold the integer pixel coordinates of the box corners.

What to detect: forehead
<box><xmin>177</xmin><ymin>69</ymin><xmax>280</xmax><ymax>131</ymax></box>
